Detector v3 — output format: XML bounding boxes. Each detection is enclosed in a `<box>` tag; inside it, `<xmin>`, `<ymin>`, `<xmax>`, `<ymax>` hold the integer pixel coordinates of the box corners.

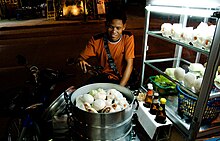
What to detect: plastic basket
<box><xmin>149</xmin><ymin>76</ymin><xmax>177</xmax><ymax>96</ymax></box>
<box><xmin>177</xmin><ymin>85</ymin><xmax>220</xmax><ymax>124</ymax></box>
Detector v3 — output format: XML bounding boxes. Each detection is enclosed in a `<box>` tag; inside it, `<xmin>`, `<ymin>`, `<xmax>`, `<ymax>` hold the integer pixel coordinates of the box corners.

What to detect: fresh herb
<box><xmin>154</xmin><ymin>75</ymin><xmax>176</xmax><ymax>89</ymax></box>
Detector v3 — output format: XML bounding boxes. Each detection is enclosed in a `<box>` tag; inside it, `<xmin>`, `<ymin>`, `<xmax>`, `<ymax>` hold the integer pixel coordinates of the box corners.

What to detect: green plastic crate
<box><xmin>149</xmin><ymin>75</ymin><xmax>177</xmax><ymax>96</ymax></box>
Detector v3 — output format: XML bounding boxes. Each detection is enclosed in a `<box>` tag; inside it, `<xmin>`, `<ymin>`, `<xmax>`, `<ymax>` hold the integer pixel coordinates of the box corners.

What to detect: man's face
<box><xmin>107</xmin><ymin>19</ymin><xmax>126</xmax><ymax>42</ymax></box>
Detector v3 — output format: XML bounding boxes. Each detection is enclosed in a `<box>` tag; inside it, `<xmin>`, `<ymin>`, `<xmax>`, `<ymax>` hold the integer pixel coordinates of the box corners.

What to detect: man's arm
<box><xmin>77</xmin><ymin>56</ymin><xmax>91</xmax><ymax>73</ymax></box>
<box><xmin>76</xmin><ymin>37</ymin><xmax>95</xmax><ymax>73</ymax></box>
<box><xmin>120</xmin><ymin>58</ymin><xmax>133</xmax><ymax>86</ymax></box>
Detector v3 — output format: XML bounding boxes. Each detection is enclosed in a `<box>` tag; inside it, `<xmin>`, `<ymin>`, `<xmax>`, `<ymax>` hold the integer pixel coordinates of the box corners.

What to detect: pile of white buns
<box><xmin>165</xmin><ymin>63</ymin><xmax>205</xmax><ymax>94</ymax></box>
<box><xmin>165</xmin><ymin>63</ymin><xmax>220</xmax><ymax>94</ymax></box>
<box><xmin>161</xmin><ymin>22</ymin><xmax>216</xmax><ymax>50</ymax></box>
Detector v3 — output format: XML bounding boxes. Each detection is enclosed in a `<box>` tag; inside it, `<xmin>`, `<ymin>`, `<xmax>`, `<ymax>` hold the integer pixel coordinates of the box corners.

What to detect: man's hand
<box><xmin>120</xmin><ymin>58</ymin><xmax>133</xmax><ymax>86</ymax></box>
<box><xmin>77</xmin><ymin>58</ymin><xmax>91</xmax><ymax>73</ymax></box>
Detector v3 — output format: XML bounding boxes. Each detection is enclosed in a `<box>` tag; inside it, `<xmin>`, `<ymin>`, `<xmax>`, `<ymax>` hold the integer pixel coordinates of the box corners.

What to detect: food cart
<box><xmin>139</xmin><ymin>0</ymin><xmax>220</xmax><ymax>140</ymax></box>
<box><xmin>48</xmin><ymin>0</ymin><xmax>220</xmax><ymax>140</ymax></box>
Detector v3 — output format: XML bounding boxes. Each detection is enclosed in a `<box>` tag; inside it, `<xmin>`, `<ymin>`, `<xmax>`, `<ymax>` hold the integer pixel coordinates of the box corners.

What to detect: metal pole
<box><xmin>188</xmin><ymin>18</ymin><xmax>220</xmax><ymax>141</ymax></box>
<box><xmin>140</xmin><ymin>5</ymin><xmax>150</xmax><ymax>87</ymax></box>
<box><xmin>92</xmin><ymin>0</ymin><xmax>96</xmax><ymax>18</ymax></box>
<box><xmin>83</xmin><ymin>0</ymin><xmax>87</xmax><ymax>22</ymax></box>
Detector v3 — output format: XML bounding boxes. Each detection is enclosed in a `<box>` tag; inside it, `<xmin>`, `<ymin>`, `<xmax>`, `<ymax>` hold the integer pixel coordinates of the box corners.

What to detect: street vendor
<box><xmin>76</xmin><ymin>4</ymin><xmax>135</xmax><ymax>87</ymax></box>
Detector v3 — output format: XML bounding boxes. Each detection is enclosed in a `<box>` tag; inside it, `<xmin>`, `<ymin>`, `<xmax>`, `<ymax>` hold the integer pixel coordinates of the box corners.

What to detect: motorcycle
<box><xmin>6</xmin><ymin>55</ymin><xmax>74</xmax><ymax>141</ymax></box>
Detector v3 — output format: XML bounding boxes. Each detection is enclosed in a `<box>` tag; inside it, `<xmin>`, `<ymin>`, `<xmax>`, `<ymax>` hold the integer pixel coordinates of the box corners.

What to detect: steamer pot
<box><xmin>70</xmin><ymin>83</ymin><xmax>136</xmax><ymax>140</ymax></box>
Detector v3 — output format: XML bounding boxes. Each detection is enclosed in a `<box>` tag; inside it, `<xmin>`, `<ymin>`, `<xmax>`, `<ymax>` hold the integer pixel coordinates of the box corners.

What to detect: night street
<box><xmin>0</xmin><ymin>4</ymin><xmax>146</xmax><ymax>140</ymax></box>
<box><xmin>0</xmin><ymin>3</ymin><xmax>189</xmax><ymax>141</ymax></box>
<box><xmin>1</xmin><ymin>0</ymin><xmax>220</xmax><ymax>140</ymax></box>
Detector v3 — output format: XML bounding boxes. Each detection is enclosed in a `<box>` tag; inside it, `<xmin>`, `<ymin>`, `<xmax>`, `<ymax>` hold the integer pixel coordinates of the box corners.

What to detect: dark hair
<box><xmin>106</xmin><ymin>4</ymin><xmax>127</xmax><ymax>24</ymax></box>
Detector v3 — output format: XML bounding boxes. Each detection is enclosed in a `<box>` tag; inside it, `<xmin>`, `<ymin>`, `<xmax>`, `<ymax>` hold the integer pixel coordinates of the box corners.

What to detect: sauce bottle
<box><xmin>160</xmin><ymin>98</ymin><xmax>167</xmax><ymax>115</ymax></box>
<box><xmin>149</xmin><ymin>92</ymin><xmax>159</xmax><ymax>115</ymax></box>
<box><xmin>155</xmin><ymin>106</ymin><xmax>167</xmax><ymax>124</ymax></box>
<box><xmin>143</xmin><ymin>83</ymin><xmax>154</xmax><ymax>108</ymax></box>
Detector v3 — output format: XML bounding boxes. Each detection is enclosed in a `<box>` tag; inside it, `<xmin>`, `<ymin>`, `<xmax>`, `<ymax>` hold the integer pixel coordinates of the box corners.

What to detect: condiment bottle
<box><xmin>160</xmin><ymin>98</ymin><xmax>167</xmax><ymax>115</ymax></box>
<box><xmin>149</xmin><ymin>92</ymin><xmax>159</xmax><ymax>115</ymax></box>
<box><xmin>155</xmin><ymin>106</ymin><xmax>167</xmax><ymax>124</ymax></box>
<box><xmin>143</xmin><ymin>83</ymin><xmax>154</xmax><ymax>108</ymax></box>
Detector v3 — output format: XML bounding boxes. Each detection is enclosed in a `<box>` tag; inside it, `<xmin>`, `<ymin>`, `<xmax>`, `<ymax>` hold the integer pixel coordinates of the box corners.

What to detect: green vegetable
<box><xmin>153</xmin><ymin>75</ymin><xmax>176</xmax><ymax>89</ymax></box>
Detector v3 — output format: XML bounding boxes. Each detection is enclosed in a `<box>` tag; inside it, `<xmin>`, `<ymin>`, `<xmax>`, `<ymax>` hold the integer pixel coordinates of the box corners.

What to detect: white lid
<box><xmin>147</xmin><ymin>83</ymin><xmax>153</xmax><ymax>90</ymax></box>
<box><xmin>154</xmin><ymin>93</ymin><xmax>159</xmax><ymax>96</ymax></box>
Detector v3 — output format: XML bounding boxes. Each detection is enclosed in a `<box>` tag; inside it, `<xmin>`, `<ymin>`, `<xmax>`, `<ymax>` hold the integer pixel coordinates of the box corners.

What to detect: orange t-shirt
<box><xmin>80</xmin><ymin>31</ymin><xmax>135</xmax><ymax>80</ymax></box>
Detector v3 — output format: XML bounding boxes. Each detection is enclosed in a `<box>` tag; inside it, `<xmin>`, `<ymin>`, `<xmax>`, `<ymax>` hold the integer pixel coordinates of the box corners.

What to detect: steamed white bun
<box><xmin>174</xmin><ymin>67</ymin><xmax>185</xmax><ymax>81</ymax></box>
<box><xmin>194</xmin><ymin>77</ymin><xmax>203</xmax><ymax>93</ymax></box>
<box><xmin>184</xmin><ymin>72</ymin><xmax>196</xmax><ymax>89</ymax></box>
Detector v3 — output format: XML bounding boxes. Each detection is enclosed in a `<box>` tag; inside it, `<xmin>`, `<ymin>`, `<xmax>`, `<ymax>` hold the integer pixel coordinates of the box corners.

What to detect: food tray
<box><xmin>177</xmin><ymin>85</ymin><xmax>220</xmax><ymax>124</ymax></box>
<box><xmin>149</xmin><ymin>76</ymin><xmax>177</xmax><ymax>96</ymax></box>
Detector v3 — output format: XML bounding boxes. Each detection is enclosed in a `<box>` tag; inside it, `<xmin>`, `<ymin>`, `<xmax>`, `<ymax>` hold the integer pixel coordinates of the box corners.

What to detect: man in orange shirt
<box><xmin>77</xmin><ymin>4</ymin><xmax>135</xmax><ymax>87</ymax></box>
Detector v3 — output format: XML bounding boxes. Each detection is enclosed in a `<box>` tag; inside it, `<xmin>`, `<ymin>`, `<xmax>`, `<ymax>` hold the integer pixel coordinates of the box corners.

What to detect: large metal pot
<box><xmin>42</xmin><ymin>86</ymin><xmax>75</xmax><ymax>121</ymax></box>
<box><xmin>70</xmin><ymin>83</ymin><xmax>136</xmax><ymax>141</ymax></box>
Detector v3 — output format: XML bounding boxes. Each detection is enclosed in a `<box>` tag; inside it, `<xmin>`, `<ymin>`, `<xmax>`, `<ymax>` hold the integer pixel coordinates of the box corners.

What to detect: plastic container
<box><xmin>149</xmin><ymin>76</ymin><xmax>177</xmax><ymax>96</ymax></box>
